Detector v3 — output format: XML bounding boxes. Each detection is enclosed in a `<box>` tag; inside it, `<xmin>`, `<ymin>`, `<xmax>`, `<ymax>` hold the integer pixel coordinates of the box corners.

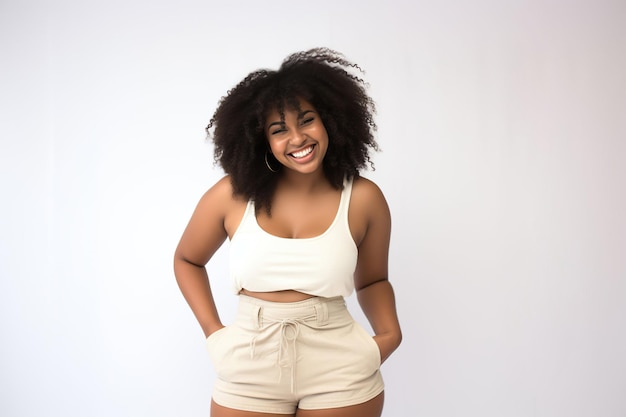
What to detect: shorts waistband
<box><xmin>236</xmin><ymin>295</ymin><xmax>347</xmax><ymax>328</ymax></box>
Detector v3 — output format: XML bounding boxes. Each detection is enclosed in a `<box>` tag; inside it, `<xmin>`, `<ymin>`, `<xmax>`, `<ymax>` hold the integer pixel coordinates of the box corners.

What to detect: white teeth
<box><xmin>291</xmin><ymin>146</ymin><xmax>313</xmax><ymax>158</ymax></box>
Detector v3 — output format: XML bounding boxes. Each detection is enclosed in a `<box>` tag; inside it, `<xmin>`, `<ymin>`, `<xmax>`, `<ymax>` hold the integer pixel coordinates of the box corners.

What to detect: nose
<box><xmin>289</xmin><ymin>128</ymin><xmax>306</xmax><ymax>146</ymax></box>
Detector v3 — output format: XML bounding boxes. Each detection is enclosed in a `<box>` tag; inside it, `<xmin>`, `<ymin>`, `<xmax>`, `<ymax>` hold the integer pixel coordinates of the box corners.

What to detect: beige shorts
<box><xmin>206</xmin><ymin>295</ymin><xmax>384</xmax><ymax>414</ymax></box>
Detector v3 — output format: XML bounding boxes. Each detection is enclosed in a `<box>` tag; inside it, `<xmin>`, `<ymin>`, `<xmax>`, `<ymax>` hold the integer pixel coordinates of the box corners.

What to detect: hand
<box><xmin>373</xmin><ymin>332</ymin><xmax>402</xmax><ymax>364</ymax></box>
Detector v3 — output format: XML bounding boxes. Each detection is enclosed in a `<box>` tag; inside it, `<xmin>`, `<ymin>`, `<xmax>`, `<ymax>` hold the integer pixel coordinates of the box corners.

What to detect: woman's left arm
<box><xmin>353</xmin><ymin>179</ymin><xmax>402</xmax><ymax>363</ymax></box>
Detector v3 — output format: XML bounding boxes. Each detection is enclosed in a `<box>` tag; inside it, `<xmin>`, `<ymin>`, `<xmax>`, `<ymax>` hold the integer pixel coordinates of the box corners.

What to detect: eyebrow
<box><xmin>266</xmin><ymin>110</ymin><xmax>315</xmax><ymax>130</ymax></box>
<box><xmin>267</xmin><ymin>120</ymin><xmax>284</xmax><ymax>130</ymax></box>
<box><xmin>298</xmin><ymin>109</ymin><xmax>314</xmax><ymax>118</ymax></box>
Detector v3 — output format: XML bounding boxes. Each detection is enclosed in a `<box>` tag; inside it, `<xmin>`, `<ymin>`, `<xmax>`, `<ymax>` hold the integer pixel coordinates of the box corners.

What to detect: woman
<box><xmin>174</xmin><ymin>48</ymin><xmax>402</xmax><ymax>417</ymax></box>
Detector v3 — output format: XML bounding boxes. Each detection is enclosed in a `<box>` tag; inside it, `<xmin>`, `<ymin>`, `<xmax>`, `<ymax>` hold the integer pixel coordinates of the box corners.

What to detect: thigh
<box><xmin>295</xmin><ymin>392</ymin><xmax>384</xmax><ymax>417</ymax></box>
<box><xmin>211</xmin><ymin>400</ymin><xmax>295</xmax><ymax>417</ymax></box>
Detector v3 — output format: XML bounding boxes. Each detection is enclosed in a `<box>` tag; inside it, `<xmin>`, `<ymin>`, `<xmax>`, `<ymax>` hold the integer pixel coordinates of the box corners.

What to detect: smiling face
<box><xmin>264</xmin><ymin>99</ymin><xmax>329</xmax><ymax>176</ymax></box>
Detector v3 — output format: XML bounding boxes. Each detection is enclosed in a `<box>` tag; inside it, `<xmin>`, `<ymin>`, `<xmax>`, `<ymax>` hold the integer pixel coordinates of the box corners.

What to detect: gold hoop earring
<box><xmin>265</xmin><ymin>151</ymin><xmax>278</xmax><ymax>173</ymax></box>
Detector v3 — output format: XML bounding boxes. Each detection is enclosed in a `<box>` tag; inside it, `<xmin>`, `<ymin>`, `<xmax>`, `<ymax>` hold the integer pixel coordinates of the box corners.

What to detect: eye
<box><xmin>301</xmin><ymin>117</ymin><xmax>314</xmax><ymax>125</ymax></box>
<box><xmin>270</xmin><ymin>125</ymin><xmax>287</xmax><ymax>135</ymax></box>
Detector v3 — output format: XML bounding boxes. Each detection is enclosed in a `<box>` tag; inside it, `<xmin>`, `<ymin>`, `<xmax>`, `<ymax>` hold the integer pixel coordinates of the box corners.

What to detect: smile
<box><xmin>289</xmin><ymin>145</ymin><xmax>314</xmax><ymax>159</ymax></box>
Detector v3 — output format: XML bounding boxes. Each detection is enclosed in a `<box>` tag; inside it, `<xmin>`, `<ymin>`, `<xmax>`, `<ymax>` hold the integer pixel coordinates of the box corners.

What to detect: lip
<box><xmin>288</xmin><ymin>144</ymin><xmax>316</xmax><ymax>163</ymax></box>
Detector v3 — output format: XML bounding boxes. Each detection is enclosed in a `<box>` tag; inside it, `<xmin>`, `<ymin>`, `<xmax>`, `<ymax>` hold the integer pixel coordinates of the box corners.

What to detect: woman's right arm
<box><xmin>173</xmin><ymin>176</ymin><xmax>234</xmax><ymax>338</ymax></box>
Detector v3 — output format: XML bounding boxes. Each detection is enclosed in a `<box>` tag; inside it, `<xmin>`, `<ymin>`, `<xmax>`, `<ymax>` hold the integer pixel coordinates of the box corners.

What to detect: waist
<box><xmin>236</xmin><ymin>293</ymin><xmax>348</xmax><ymax>325</ymax></box>
<box><xmin>239</xmin><ymin>289</ymin><xmax>316</xmax><ymax>303</ymax></box>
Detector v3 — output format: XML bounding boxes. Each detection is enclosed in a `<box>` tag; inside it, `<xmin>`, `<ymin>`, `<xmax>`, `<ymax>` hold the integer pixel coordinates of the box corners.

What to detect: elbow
<box><xmin>394</xmin><ymin>328</ymin><xmax>403</xmax><ymax>349</ymax></box>
<box><xmin>355</xmin><ymin>277</ymin><xmax>389</xmax><ymax>293</ymax></box>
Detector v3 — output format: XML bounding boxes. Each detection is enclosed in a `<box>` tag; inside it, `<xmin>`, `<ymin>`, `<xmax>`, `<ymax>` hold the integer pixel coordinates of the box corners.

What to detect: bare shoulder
<box><xmin>190</xmin><ymin>176</ymin><xmax>244</xmax><ymax>225</ymax></box>
<box><xmin>203</xmin><ymin>175</ymin><xmax>235</xmax><ymax>200</ymax></box>
<box><xmin>351</xmin><ymin>176</ymin><xmax>390</xmax><ymax>216</ymax></box>
<box><xmin>199</xmin><ymin>175</ymin><xmax>247</xmax><ymax>237</ymax></box>
<box><xmin>348</xmin><ymin>176</ymin><xmax>390</xmax><ymax>246</ymax></box>
<box><xmin>198</xmin><ymin>175</ymin><xmax>245</xmax><ymax>209</ymax></box>
<box><xmin>175</xmin><ymin>176</ymin><xmax>246</xmax><ymax>264</ymax></box>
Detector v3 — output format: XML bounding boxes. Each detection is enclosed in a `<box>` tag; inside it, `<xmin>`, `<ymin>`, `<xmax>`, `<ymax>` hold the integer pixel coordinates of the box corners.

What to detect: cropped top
<box><xmin>228</xmin><ymin>178</ymin><xmax>358</xmax><ymax>298</ymax></box>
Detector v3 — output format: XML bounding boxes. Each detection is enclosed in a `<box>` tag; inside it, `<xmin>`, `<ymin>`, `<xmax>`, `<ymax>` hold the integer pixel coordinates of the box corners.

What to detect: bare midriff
<box><xmin>239</xmin><ymin>289</ymin><xmax>316</xmax><ymax>303</ymax></box>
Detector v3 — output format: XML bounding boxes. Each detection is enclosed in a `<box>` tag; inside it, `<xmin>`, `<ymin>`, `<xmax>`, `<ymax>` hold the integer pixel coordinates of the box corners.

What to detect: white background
<box><xmin>1</xmin><ymin>0</ymin><xmax>625</xmax><ymax>416</ymax></box>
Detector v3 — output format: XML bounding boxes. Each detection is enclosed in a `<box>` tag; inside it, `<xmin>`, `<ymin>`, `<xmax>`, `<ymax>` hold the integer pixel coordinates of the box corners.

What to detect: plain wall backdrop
<box><xmin>1</xmin><ymin>0</ymin><xmax>625</xmax><ymax>416</ymax></box>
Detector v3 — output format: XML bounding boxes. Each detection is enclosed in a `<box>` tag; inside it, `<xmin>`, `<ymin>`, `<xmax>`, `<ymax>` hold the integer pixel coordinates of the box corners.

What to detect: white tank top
<box><xmin>228</xmin><ymin>178</ymin><xmax>358</xmax><ymax>298</ymax></box>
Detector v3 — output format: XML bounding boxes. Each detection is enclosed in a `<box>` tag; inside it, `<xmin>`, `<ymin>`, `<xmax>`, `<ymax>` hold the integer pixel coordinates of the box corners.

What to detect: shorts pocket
<box><xmin>353</xmin><ymin>322</ymin><xmax>382</xmax><ymax>370</ymax></box>
<box><xmin>205</xmin><ymin>326</ymin><xmax>231</xmax><ymax>371</ymax></box>
<box><xmin>367</xmin><ymin>333</ymin><xmax>382</xmax><ymax>368</ymax></box>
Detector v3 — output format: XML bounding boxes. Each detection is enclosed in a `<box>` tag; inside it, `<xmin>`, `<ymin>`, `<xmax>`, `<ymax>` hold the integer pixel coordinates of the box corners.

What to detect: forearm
<box><xmin>174</xmin><ymin>257</ymin><xmax>222</xmax><ymax>338</ymax></box>
<box><xmin>357</xmin><ymin>279</ymin><xmax>402</xmax><ymax>362</ymax></box>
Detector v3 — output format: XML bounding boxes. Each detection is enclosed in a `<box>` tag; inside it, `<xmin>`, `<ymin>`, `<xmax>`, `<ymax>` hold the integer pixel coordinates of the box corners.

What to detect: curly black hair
<box><xmin>206</xmin><ymin>47</ymin><xmax>378</xmax><ymax>214</ymax></box>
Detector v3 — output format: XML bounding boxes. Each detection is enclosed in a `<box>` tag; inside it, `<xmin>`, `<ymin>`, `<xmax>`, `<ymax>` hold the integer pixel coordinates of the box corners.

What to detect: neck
<box><xmin>278</xmin><ymin>170</ymin><xmax>330</xmax><ymax>194</ymax></box>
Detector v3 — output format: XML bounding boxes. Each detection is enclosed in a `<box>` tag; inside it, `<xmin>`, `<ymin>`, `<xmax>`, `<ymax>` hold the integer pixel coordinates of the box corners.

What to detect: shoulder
<box><xmin>175</xmin><ymin>176</ymin><xmax>242</xmax><ymax>265</ymax></box>
<box><xmin>208</xmin><ymin>175</ymin><xmax>235</xmax><ymax>196</ymax></box>
<box><xmin>202</xmin><ymin>175</ymin><xmax>245</xmax><ymax>201</ymax></box>
<box><xmin>350</xmin><ymin>176</ymin><xmax>389</xmax><ymax>215</ymax></box>
<box><xmin>196</xmin><ymin>175</ymin><xmax>246</xmax><ymax>214</ymax></box>
<box><xmin>201</xmin><ymin>175</ymin><xmax>248</xmax><ymax>237</ymax></box>
<box><xmin>351</xmin><ymin>176</ymin><xmax>383</xmax><ymax>194</ymax></box>
<box><xmin>348</xmin><ymin>176</ymin><xmax>391</xmax><ymax>246</ymax></box>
